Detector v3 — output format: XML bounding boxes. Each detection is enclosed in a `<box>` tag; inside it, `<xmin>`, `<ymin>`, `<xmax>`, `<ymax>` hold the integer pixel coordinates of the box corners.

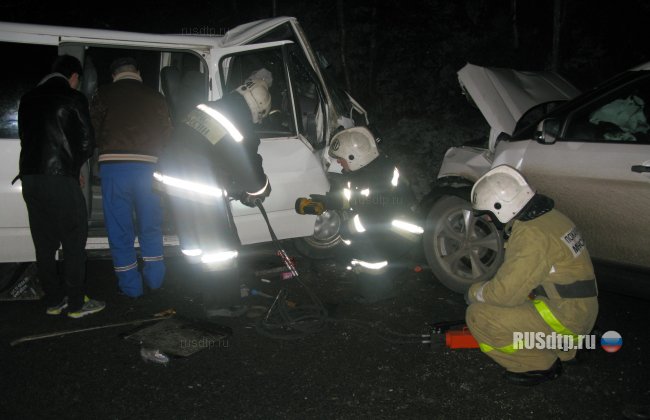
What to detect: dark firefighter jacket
<box><xmin>163</xmin><ymin>92</ymin><xmax>268</xmax><ymax>199</ymax></box>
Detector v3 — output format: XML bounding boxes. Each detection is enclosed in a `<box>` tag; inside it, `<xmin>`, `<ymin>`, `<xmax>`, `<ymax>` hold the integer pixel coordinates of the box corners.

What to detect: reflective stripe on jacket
<box><xmin>468</xmin><ymin>209</ymin><xmax>598</xmax><ymax>340</ymax></box>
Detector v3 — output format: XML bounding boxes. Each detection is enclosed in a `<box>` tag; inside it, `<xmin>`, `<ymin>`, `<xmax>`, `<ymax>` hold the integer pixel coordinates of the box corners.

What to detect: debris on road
<box><xmin>124</xmin><ymin>317</ymin><xmax>231</xmax><ymax>358</ymax></box>
<box><xmin>140</xmin><ymin>347</ymin><xmax>170</xmax><ymax>365</ymax></box>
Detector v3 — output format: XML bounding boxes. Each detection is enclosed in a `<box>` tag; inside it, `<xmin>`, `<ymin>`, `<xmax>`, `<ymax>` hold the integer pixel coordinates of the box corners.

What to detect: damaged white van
<box><xmin>423</xmin><ymin>62</ymin><xmax>650</xmax><ymax>294</ymax></box>
<box><xmin>0</xmin><ymin>17</ymin><xmax>364</xmax><ymax>265</ymax></box>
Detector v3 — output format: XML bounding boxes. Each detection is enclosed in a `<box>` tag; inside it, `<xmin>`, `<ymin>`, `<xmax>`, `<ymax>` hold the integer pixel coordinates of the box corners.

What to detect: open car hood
<box><xmin>458</xmin><ymin>63</ymin><xmax>580</xmax><ymax>136</ymax></box>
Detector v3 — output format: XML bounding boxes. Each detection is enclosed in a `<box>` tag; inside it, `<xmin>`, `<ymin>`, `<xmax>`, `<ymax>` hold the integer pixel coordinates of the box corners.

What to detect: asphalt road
<box><xmin>1</xmin><ymin>244</ymin><xmax>648</xmax><ymax>420</ymax></box>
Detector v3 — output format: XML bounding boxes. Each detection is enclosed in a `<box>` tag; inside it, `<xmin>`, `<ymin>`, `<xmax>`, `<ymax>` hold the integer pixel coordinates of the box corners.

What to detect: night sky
<box><xmin>3</xmin><ymin>0</ymin><xmax>649</xmax><ymax>91</ymax></box>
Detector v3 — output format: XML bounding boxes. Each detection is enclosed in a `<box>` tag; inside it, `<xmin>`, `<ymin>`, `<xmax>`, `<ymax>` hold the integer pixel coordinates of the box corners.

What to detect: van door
<box><xmin>74</xmin><ymin>45</ymin><xmax>207</xmax><ymax>253</ymax></box>
<box><xmin>0</xmin><ymin>41</ymin><xmax>60</xmax><ymax>262</ymax></box>
<box><xmin>211</xmin><ymin>42</ymin><xmax>330</xmax><ymax>244</ymax></box>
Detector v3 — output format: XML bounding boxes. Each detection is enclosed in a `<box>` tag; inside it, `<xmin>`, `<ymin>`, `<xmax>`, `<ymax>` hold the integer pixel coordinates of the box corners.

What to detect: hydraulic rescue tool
<box><xmin>254</xmin><ymin>199</ymin><xmax>328</xmax><ymax>339</ymax></box>
<box><xmin>426</xmin><ymin>319</ymin><xmax>480</xmax><ymax>349</ymax></box>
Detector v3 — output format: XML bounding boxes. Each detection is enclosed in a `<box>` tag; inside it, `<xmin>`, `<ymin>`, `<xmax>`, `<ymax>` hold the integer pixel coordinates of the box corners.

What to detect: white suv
<box><xmin>423</xmin><ymin>62</ymin><xmax>650</xmax><ymax>293</ymax></box>
<box><xmin>0</xmin><ymin>17</ymin><xmax>365</xmax><ymax>264</ymax></box>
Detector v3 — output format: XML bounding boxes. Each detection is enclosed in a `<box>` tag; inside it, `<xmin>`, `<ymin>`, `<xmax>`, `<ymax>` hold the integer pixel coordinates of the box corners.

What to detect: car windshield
<box><xmin>315</xmin><ymin>53</ymin><xmax>350</xmax><ymax>119</ymax></box>
<box><xmin>250</xmin><ymin>22</ymin><xmax>351</xmax><ymax>121</ymax></box>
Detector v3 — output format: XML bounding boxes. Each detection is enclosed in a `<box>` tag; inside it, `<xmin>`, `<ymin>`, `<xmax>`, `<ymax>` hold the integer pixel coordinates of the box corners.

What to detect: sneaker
<box><xmin>67</xmin><ymin>296</ymin><xmax>106</xmax><ymax>319</ymax></box>
<box><xmin>46</xmin><ymin>297</ymin><xmax>68</xmax><ymax>315</ymax></box>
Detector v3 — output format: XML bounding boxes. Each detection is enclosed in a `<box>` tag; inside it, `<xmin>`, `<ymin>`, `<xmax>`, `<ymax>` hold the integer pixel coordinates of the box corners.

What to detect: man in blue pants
<box><xmin>91</xmin><ymin>57</ymin><xmax>172</xmax><ymax>297</ymax></box>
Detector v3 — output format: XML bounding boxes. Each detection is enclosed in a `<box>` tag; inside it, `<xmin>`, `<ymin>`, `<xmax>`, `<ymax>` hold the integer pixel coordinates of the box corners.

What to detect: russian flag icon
<box><xmin>601</xmin><ymin>331</ymin><xmax>623</xmax><ymax>353</ymax></box>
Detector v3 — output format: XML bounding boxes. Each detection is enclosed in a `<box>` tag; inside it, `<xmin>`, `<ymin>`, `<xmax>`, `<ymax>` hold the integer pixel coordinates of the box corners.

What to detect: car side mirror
<box><xmin>535</xmin><ymin>118</ymin><xmax>560</xmax><ymax>145</ymax></box>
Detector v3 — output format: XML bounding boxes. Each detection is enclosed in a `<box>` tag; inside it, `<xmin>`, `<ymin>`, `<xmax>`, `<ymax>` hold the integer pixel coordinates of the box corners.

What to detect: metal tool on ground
<box><xmin>253</xmin><ymin>199</ymin><xmax>328</xmax><ymax>339</ymax></box>
<box><xmin>254</xmin><ymin>199</ymin><xmax>475</xmax><ymax>345</ymax></box>
<box><xmin>429</xmin><ymin>319</ymin><xmax>467</xmax><ymax>334</ymax></box>
<box><xmin>9</xmin><ymin>308</ymin><xmax>176</xmax><ymax>347</ymax></box>
<box><xmin>250</xmin><ymin>289</ymin><xmax>274</xmax><ymax>299</ymax></box>
<box><xmin>253</xmin><ymin>264</ymin><xmax>295</xmax><ymax>281</ymax></box>
<box><xmin>246</xmin><ymin>287</ymin><xmax>297</xmax><ymax>308</ymax></box>
<box><xmin>425</xmin><ymin>319</ymin><xmax>480</xmax><ymax>349</ymax></box>
<box><xmin>444</xmin><ymin>327</ymin><xmax>479</xmax><ymax>349</ymax></box>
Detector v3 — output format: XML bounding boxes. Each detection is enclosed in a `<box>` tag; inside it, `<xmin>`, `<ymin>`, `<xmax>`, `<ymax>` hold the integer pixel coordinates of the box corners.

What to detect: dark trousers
<box><xmin>22</xmin><ymin>175</ymin><xmax>88</xmax><ymax>310</ymax></box>
<box><xmin>169</xmin><ymin>194</ymin><xmax>242</xmax><ymax>308</ymax></box>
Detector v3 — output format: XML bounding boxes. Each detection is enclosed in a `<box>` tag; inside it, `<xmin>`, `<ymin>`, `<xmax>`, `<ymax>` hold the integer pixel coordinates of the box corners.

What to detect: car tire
<box><xmin>293</xmin><ymin>210</ymin><xmax>344</xmax><ymax>259</ymax></box>
<box><xmin>423</xmin><ymin>191</ymin><xmax>504</xmax><ymax>293</ymax></box>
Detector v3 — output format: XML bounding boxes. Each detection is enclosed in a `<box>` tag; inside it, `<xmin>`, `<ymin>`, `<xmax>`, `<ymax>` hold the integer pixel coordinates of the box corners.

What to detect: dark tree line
<box><xmin>4</xmin><ymin>0</ymin><xmax>649</xmax><ymax>122</ymax></box>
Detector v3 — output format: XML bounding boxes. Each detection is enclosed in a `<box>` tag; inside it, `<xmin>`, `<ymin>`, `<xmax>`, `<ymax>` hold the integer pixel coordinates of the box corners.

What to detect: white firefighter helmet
<box><xmin>236</xmin><ymin>69</ymin><xmax>272</xmax><ymax>124</ymax></box>
<box><xmin>471</xmin><ymin>165</ymin><xmax>535</xmax><ymax>224</ymax></box>
<box><xmin>328</xmin><ymin>127</ymin><xmax>379</xmax><ymax>171</ymax></box>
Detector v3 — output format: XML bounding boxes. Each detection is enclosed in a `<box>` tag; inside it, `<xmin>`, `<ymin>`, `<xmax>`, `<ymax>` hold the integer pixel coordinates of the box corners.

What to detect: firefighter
<box><xmin>298</xmin><ymin>127</ymin><xmax>422</xmax><ymax>302</ymax></box>
<box><xmin>465</xmin><ymin>165</ymin><xmax>598</xmax><ymax>385</ymax></box>
<box><xmin>154</xmin><ymin>69</ymin><xmax>272</xmax><ymax>317</ymax></box>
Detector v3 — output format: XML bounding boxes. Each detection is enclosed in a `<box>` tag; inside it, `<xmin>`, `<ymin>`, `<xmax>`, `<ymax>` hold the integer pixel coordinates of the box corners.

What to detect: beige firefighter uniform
<box><xmin>466</xmin><ymin>209</ymin><xmax>598</xmax><ymax>373</ymax></box>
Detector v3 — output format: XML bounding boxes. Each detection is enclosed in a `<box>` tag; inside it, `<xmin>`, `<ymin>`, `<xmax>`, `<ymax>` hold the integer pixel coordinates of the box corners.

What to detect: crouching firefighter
<box><xmin>154</xmin><ymin>69</ymin><xmax>273</xmax><ymax>317</ymax></box>
<box><xmin>465</xmin><ymin>165</ymin><xmax>598</xmax><ymax>386</ymax></box>
<box><xmin>296</xmin><ymin>127</ymin><xmax>422</xmax><ymax>302</ymax></box>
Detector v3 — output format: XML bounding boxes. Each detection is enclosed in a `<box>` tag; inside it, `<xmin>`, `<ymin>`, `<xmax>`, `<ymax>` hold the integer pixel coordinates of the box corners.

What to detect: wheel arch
<box><xmin>416</xmin><ymin>178</ymin><xmax>474</xmax><ymax>218</ymax></box>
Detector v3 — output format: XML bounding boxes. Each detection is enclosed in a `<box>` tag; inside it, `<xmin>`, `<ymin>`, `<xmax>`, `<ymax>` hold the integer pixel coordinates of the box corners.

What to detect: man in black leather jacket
<box><xmin>17</xmin><ymin>55</ymin><xmax>105</xmax><ymax>319</ymax></box>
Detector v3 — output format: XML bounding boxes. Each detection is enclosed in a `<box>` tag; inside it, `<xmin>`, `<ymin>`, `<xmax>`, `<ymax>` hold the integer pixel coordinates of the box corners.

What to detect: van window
<box><xmin>82</xmin><ymin>47</ymin><xmax>207</xmax><ymax>125</ymax></box>
<box><xmin>0</xmin><ymin>42</ymin><xmax>59</xmax><ymax>138</ymax></box>
<box><xmin>220</xmin><ymin>47</ymin><xmax>296</xmax><ymax>139</ymax></box>
<box><xmin>162</xmin><ymin>52</ymin><xmax>208</xmax><ymax>124</ymax></box>
<box><xmin>84</xmin><ymin>47</ymin><xmax>161</xmax><ymax>91</ymax></box>
<box><xmin>253</xmin><ymin>23</ymin><xmax>350</xmax><ymax>130</ymax></box>
<box><xmin>287</xmin><ymin>44</ymin><xmax>326</xmax><ymax>149</ymax></box>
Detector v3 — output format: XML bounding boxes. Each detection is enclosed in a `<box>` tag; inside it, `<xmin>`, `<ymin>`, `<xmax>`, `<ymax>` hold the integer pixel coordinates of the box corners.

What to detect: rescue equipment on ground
<box><xmin>427</xmin><ymin>320</ymin><xmax>480</xmax><ymax>349</ymax></box>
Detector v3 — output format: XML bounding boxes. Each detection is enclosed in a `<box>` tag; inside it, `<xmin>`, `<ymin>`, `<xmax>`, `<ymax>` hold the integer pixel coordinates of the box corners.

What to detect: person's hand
<box><xmin>465</xmin><ymin>282</ymin><xmax>486</xmax><ymax>305</ymax></box>
<box><xmin>240</xmin><ymin>180</ymin><xmax>271</xmax><ymax>207</ymax></box>
<box><xmin>464</xmin><ymin>290</ymin><xmax>473</xmax><ymax>305</ymax></box>
<box><xmin>79</xmin><ymin>175</ymin><xmax>85</xmax><ymax>188</ymax></box>
<box><xmin>309</xmin><ymin>194</ymin><xmax>328</xmax><ymax>206</ymax></box>
<box><xmin>309</xmin><ymin>193</ymin><xmax>346</xmax><ymax>210</ymax></box>
<box><xmin>240</xmin><ymin>192</ymin><xmax>263</xmax><ymax>208</ymax></box>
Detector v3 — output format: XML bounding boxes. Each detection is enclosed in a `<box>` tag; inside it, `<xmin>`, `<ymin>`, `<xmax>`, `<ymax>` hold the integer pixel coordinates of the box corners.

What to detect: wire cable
<box><xmin>254</xmin><ymin>200</ymin><xmax>329</xmax><ymax>340</ymax></box>
<box><xmin>253</xmin><ymin>200</ymin><xmax>431</xmax><ymax>344</ymax></box>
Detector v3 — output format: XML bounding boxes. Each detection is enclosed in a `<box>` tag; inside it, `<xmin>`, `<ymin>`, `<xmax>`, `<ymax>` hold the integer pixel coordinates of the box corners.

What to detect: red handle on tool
<box><xmin>445</xmin><ymin>327</ymin><xmax>480</xmax><ymax>349</ymax></box>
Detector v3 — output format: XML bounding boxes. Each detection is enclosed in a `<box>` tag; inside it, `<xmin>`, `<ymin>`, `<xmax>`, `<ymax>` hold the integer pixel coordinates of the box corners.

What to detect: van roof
<box><xmin>0</xmin><ymin>17</ymin><xmax>296</xmax><ymax>49</ymax></box>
